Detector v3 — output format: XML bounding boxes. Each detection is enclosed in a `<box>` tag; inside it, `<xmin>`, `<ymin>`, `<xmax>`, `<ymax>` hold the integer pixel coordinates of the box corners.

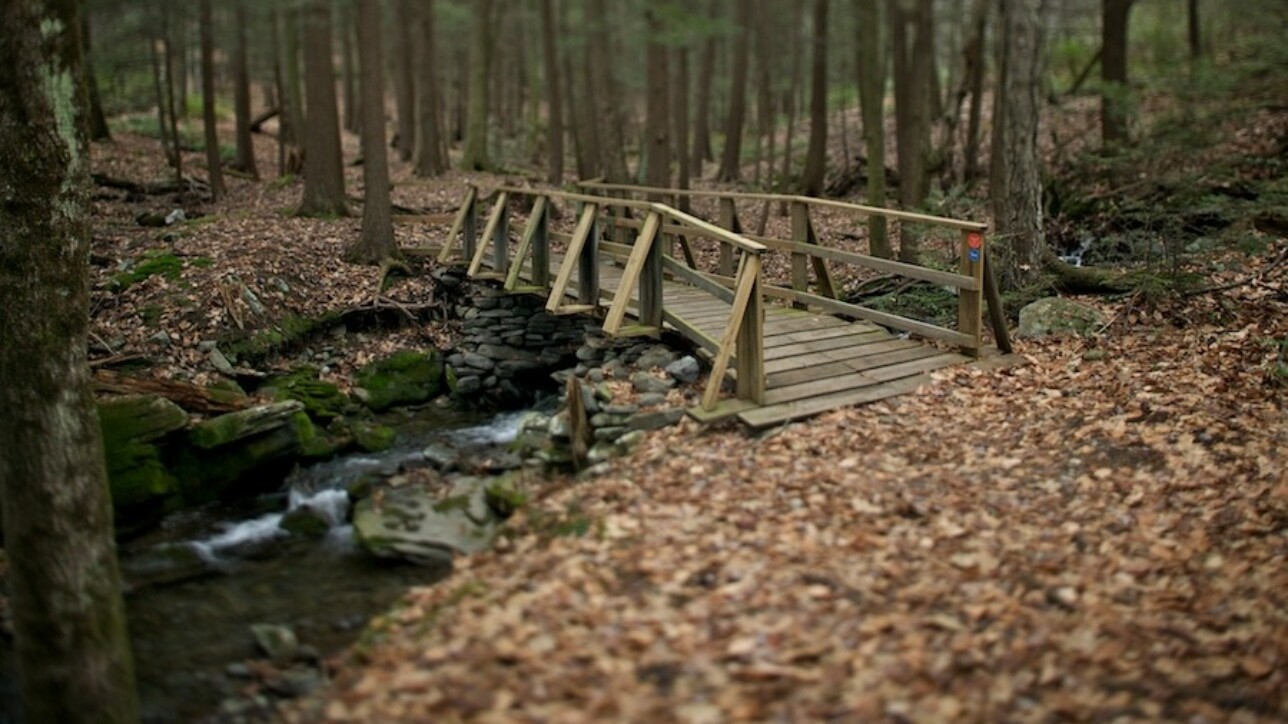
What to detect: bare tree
<box><xmin>644</xmin><ymin>7</ymin><xmax>671</xmax><ymax>192</ymax></box>
<box><xmin>801</xmin><ymin>0</ymin><xmax>829</xmax><ymax>196</ymax></box>
<box><xmin>345</xmin><ymin>0</ymin><xmax>398</xmax><ymax>264</ymax></box>
<box><xmin>199</xmin><ymin>0</ymin><xmax>225</xmax><ymax>199</ymax></box>
<box><xmin>462</xmin><ymin>0</ymin><xmax>494</xmax><ymax>170</ymax></box>
<box><xmin>690</xmin><ymin>0</ymin><xmax>718</xmax><ymax>175</ymax></box>
<box><xmin>0</xmin><ymin>1</ymin><xmax>139</xmax><ymax>719</ymax></box>
<box><xmin>231</xmin><ymin>0</ymin><xmax>258</xmax><ymax>178</ymax></box>
<box><xmin>297</xmin><ymin>0</ymin><xmax>348</xmax><ymax>217</ymax></box>
<box><xmin>1101</xmin><ymin>0</ymin><xmax>1135</xmax><ymax>146</ymax></box>
<box><xmin>992</xmin><ymin>0</ymin><xmax>1047</xmax><ymax>289</ymax></box>
<box><xmin>80</xmin><ymin>0</ymin><xmax>111</xmax><ymax>141</ymax></box>
<box><xmin>857</xmin><ymin>0</ymin><xmax>891</xmax><ymax>257</ymax></box>
<box><xmin>539</xmin><ymin>0</ymin><xmax>564</xmax><ymax>182</ymax></box>
<box><xmin>717</xmin><ymin>0</ymin><xmax>753</xmax><ymax>182</ymax></box>
<box><xmin>587</xmin><ymin>0</ymin><xmax>629</xmax><ymax>180</ymax></box>
<box><xmin>413</xmin><ymin>0</ymin><xmax>448</xmax><ymax>176</ymax></box>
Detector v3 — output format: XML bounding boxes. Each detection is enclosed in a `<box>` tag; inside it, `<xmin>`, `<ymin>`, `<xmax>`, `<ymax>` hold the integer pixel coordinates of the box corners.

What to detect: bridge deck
<box><xmin>497</xmin><ymin>251</ymin><xmax>984</xmax><ymax>429</ymax></box>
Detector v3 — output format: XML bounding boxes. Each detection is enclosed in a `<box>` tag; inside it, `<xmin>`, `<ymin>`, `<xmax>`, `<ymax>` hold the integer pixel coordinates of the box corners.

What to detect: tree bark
<box><xmin>644</xmin><ymin>8</ymin><xmax>670</xmax><ymax>194</ymax></box>
<box><xmin>231</xmin><ymin>0</ymin><xmax>258</xmax><ymax>178</ymax></box>
<box><xmin>587</xmin><ymin>0</ymin><xmax>629</xmax><ymax>181</ymax></box>
<box><xmin>80</xmin><ymin>1</ymin><xmax>111</xmax><ymax>141</ymax></box>
<box><xmin>690</xmin><ymin>0</ymin><xmax>717</xmax><ymax>174</ymax></box>
<box><xmin>963</xmin><ymin>0</ymin><xmax>989</xmax><ymax>183</ymax></box>
<box><xmin>801</xmin><ymin>0</ymin><xmax>829</xmax><ymax>196</ymax></box>
<box><xmin>992</xmin><ymin>0</ymin><xmax>1047</xmax><ymax>289</ymax></box>
<box><xmin>1101</xmin><ymin>0</ymin><xmax>1134</xmax><ymax>147</ymax></box>
<box><xmin>392</xmin><ymin>0</ymin><xmax>416</xmax><ymax>161</ymax></box>
<box><xmin>717</xmin><ymin>0</ymin><xmax>753</xmax><ymax>182</ymax></box>
<box><xmin>340</xmin><ymin>1</ymin><xmax>358</xmax><ymax>133</ymax></box>
<box><xmin>297</xmin><ymin>0</ymin><xmax>348</xmax><ymax>217</ymax></box>
<box><xmin>413</xmin><ymin>0</ymin><xmax>448</xmax><ymax>176</ymax></box>
<box><xmin>462</xmin><ymin>0</ymin><xmax>493</xmax><ymax>170</ymax></box>
<box><xmin>1187</xmin><ymin>0</ymin><xmax>1201</xmax><ymax>60</ymax></box>
<box><xmin>149</xmin><ymin>35</ymin><xmax>178</xmax><ymax>176</ymax></box>
<box><xmin>0</xmin><ymin>1</ymin><xmax>139</xmax><ymax>719</ymax></box>
<box><xmin>284</xmin><ymin>7</ymin><xmax>307</xmax><ymax>149</ymax></box>
<box><xmin>199</xmin><ymin>0</ymin><xmax>225</xmax><ymax>200</ymax></box>
<box><xmin>673</xmin><ymin>46</ymin><xmax>692</xmax><ymax>210</ymax></box>
<box><xmin>857</xmin><ymin>0</ymin><xmax>891</xmax><ymax>257</ymax></box>
<box><xmin>539</xmin><ymin>0</ymin><xmax>564</xmax><ymax>183</ymax></box>
<box><xmin>346</xmin><ymin>0</ymin><xmax>398</xmax><ymax>265</ymax></box>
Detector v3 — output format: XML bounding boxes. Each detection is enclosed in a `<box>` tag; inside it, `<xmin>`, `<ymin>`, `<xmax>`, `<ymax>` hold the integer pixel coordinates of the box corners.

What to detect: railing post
<box><xmin>640</xmin><ymin>215</ymin><xmax>664</xmax><ymax>328</ymax></box>
<box><xmin>789</xmin><ymin>201</ymin><xmax>810</xmax><ymax>309</ymax></box>
<box><xmin>578</xmin><ymin>211</ymin><xmax>600</xmax><ymax>306</ymax></box>
<box><xmin>492</xmin><ymin>198</ymin><xmax>510</xmax><ymax>275</ymax></box>
<box><xmin>461</xmin><ymin>191</ymin><xmax>478</xmax><ymax>263</ymax></box>
<box><xmin>958</xmin><ymin>229</ymin><xmax>986</xmax><ymax>356</ymax></box>
<box><xmin>532</xmin><ymin>197</ymin><xmax>550</xmax><ymax>289</ymax></box>
<box><xmin>718</xmin><ymin>198</ymin><xmax>739</xmax><ymax>277</ymax></box>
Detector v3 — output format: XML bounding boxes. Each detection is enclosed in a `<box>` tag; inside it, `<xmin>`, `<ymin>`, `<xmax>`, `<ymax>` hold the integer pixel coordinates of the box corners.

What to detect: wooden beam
<box><xmin>468</xmin><ymin>191</ymin><xmax>508</xmax><ymax>277</ymax></box>
<box><xmin>983</xmin><ymin>254</ymin><xmax>1013</xmax><ymax>354</ymax></box>
<box><xmin>957</xmin><ymin>229</ymin><xmax>985</xmax><ymax>356</ymax></box>
<box><xmin>702</xmin><ymin>253</ymin><xmax>762</xmax><ymax>410</ymax></box>
<box><xmin>438</xmin><ymin>185</ymin><xmax>476</xmax><ymax>263</ymax></box>
<box><xmin>603</xmin><ymin>212</ymin><xmax>660</xmax><ymax>334</ymax></box>
<box><xmin>505</xmin><ymin>195</ymin><xmax>547</xmax><ymax>291</ymax></box>
<box><xmin>662</xmin><ymin>256</ymin><xmax>736</xmax><ymax>303</ymax></box>
<box><xmin>547</xmin><ymin>203</ymin><xmax>598</xmax><ymax>312</ymax></box>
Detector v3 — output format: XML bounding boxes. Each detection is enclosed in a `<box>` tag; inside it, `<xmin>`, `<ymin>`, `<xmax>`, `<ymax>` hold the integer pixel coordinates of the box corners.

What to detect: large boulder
<box><xmin>353</xmin><ymin>350</ymin><xmax>444</xmax><ymax>411</ymax></box>
<box><xmin>1017</xmin><ymin>297</ymin><xmax>1107</xmax><ymax>339</ymax></box>
<box><xmin>98</xmin><ymin>395</ymin><xmax>189</xmax><ymax>528</ymax></box>
<box><xmin>352</xmin><ymin>477</ymin><xmax>497</xmax><ymax>566</ymax></box>
<box><xmin>173</xmin><ymin>401</ymin><xmax>316</xmax><ymax>504</ymax></box>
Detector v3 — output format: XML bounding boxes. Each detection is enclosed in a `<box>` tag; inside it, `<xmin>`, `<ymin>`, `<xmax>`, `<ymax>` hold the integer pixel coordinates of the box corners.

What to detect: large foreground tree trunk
<box><xmin>0</xmin><ymin>2</ymin><xmax>140</xmax><ymax>720</ymax></box>
<box><xmin>992</xmin><ymin>0</ymin><xmax>1047</xmax><ymax>289</ymax></box>
<box><xmin>345</xmin><ymin>0</ymin><xmax>398</xmax><ymax>264</ymax></box>
<box><xmin>297</xmin><ymin>0</ymin><xmax>348</xmax><ymax>217</ymax></box>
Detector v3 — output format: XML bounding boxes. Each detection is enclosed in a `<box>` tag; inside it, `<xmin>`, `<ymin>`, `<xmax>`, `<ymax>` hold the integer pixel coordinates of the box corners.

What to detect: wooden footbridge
<box><xmin>404</xmin><ymin>182</ymin><xmax>1016</xmax><ymax>429</ymax></box>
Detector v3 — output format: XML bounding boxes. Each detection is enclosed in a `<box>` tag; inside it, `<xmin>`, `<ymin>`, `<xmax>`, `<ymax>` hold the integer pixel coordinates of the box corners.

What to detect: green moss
<box><xmin>97</xmin><ymin>396</ymin><xmax>188</xmax><ymax>515</ymax></box>
<box><xmin>432</xmin><ymin>494</ymin><xmax>473</xmax><ymax>514</ymax></box>
<box><xmin>265</xmin><ymin>366</ymin><xmax>349</xmax><ymax>420</ymax></box>
<box><xmin>351</xmin><ymin>421</ymin><xmax>395</xmax><ymax>452</ymax></box>
<box><xmin>138</xmin><ymin>304</ymin><xmax>164</xmax><ymax>327</ymax></box>
<box><xmin>353</xmin><ymin>349</ymin><xmax>444</xmax><ymax>411</ymax></box>
<box><xmin>112</xmin><ymin>250</ymin><xmax>186</xmax><ymax>291</ymax></box>
<box><xmin>267</xmin><ymin>174</ymin><xmax>297</xmax><ymax>191</ymax></box>
<box><xmin>484</xmin><ymin>476</ymin><xmax>527</xmax><ymax>519</ymax></box>
<box><xmin>220</xmin><ymin>311</ymin><xmax>342</xmax><ymax>366</ymax></box>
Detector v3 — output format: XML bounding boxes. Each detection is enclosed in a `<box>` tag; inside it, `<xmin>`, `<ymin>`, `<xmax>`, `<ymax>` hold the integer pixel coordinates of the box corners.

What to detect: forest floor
<box><xmin>85</xmin><ymin>77</ymin><xmax>1286</xmax><ymax>721</ymax></box>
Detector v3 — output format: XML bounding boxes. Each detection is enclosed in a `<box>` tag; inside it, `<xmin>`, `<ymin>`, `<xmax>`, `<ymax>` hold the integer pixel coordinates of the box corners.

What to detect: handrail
<box><xmin>578</xmin><ymin>180</ymin><xmax>989</xmax><ymax>232</ymax></box>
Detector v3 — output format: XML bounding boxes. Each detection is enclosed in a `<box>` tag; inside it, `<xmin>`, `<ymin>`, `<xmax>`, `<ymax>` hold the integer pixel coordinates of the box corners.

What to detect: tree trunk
<box><xmin>199</xmin><ymin>0</ymin><xmax>225</xmax><ymax>200</ymax></box>
<box><xmin>778</xmin><ymin>2</ymin><xmax>804</xmax><ymax>212</ymax></box>
<box><xmin>341</xmin><ymin>1</ymin><xmax>358</xmax><ymax>133</ymax></box>
<box><xmin>857</xmin><ymin>0</ymin><xmax>891</xmax><ymax>257</ymax></box>
<box><xmin>462</xmin><ymin>0</ymin><xmax>493</xmax><ymax>170</ymax></box>
<box><xmin>162</xmin><ymin>14</ymin><xmax>182</xmax><ymax>180</ymax></box>
<box><xmin>149</xmin><ymin>36</ymin><xmax>178</xmax><ymax>174</ymax></box>
<box><xmin>992</xmin><ymin>0</ymin><xmax>1047</xmax><ymax>289</ymax></box>
<box><xmin>392</xmin><ymin>0</ymin><xmax>416</xmax><ymax>161</ymax></box>
<box><xmin>1101</xmin><ymin>0</ymin><xmax>1134</xmax><ymax>147</ymax></box>
<box><xmin>963</xmin><ymin>0</ymin><xmax>989</xmax><ymax>183</ymax></box>
<box><xmin>0</xmin><ymin>2</ymin><xmax>139</xmax><ymax>719</ymax></box>
<box><xmin>690</xmin><ymin>0</ymin><xmax>717</xmax><ymax>174</ymax></box>
<box><xmin>413</xmin><ymin>0</ymin><xmax>448</xmax><ymax>176</ymax></box>
<box><xmin>643</xmin><ymin>8</ymin><xmax>670</xmax><ymax>194</ymax></box>
<box><xmin>346</xmin><ymin>0</ymin><xmax>399</xmax><ymax>265</ymax></box>
<box><xmin>801</xmin><ymin>0</ymin><xmax>829</xmax><ymax>196</ymax></box>
<box><xmin>940</xmin><ymin>0</ymin><xmax>987</xmax><ymax>185</ymax></box>
<box><xmin>231</xmin><ymin>0</ymin><xmax>258</xmax><ymax>178</ymax></box>
<box><xmin>539</xmin><ymin>0</ymin><xmax>564</xmax><ymax>183</ymax></box>
<box><xmin>1187</xmin><ymin>0</ymin><xmax>1201</xmax><ymax>60</ymax></box>
<box><xmin>753</xmin><ymin>0</ymin><xmax>772</xmax><ymax>188</ymax></box>
<box><xmin>717</xmin><ymin>0</ymin><xmax>752</xmax><ymax>182</ymax></box>
<box><xmin>284</xmin><ymin>7</ymin><xmax>307</xmax><ymax>148</ymax></box>
<box><xmin>298</xmin><ymin>0</ymin><xmax>348</xmax><ymax>216</ymax></box>
<box><xmin>173</xmin><ymin>10</ymin><xmax>188</xmax><ymax>119</ymax></box>
<box><xmin>587</xmin><ymin>0</ymin><xmax>629</xmax><ymax>181</ymax></box>
<box><xmin>673</xmin><ymin>45</ymin><xmax>692</xmax><ymax>210</ymax></box>
<box><xmin>80</xmin><ymin>1</ymin><xmax>111</xmax><ymax>141</ymax></box>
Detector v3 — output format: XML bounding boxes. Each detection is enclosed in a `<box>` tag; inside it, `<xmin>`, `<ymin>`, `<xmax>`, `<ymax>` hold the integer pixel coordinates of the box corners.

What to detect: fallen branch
<box><xmin>94</xmin><ymin>369</ymin><xmax>249</xmax><ymax>414</ymax></box>
<box><xmin>249</xmin><ymin>106</ymin><xmax>281</xmax><ymax>133</ymax></box>
<box><xmin>220</xmin><ymin>281</ymin><xmax>245</xmax><ymax>330</ymax></box>
<box><xmin>89</xmin><ymin>354</ymin><xmax>146</xmax><ymax>369</ymax></box>
<box><xmin>92</xmin><ymin>172</ymin><xmax>209</xmax><ymax>196</ymax></box>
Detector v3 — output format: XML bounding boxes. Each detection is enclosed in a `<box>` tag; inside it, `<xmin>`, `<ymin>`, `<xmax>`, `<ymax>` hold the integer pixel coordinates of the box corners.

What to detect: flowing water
<box><xmin>1</xmin><ymin>405</ymin><xmax>534</xmax><ymax>723</ymax></box>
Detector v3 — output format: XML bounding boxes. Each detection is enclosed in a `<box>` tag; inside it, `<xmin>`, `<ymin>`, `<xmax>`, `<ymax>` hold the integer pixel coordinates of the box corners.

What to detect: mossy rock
<box><xmin>98</xmin><ymin>395</ymin><xmax>188</xmax><ymax>519</ymax></box>
<box><xmin>111</xmin><ymin>250</ymin><xmax>186</xmax><ymax>291</ymax></box>
<box><xmin>484</xmin><ymin>473</ymin><xmax>528</xmax><ymax>519</ymax></box>
<box><xmin>351</xmin><ymin>422</ymin><xmax>396</xmax><ymax>453</ymax></box>
<box><xmin>264</xmin><ymin>366</ymin><xmax>349</xmax><ymax>421</ymax></box>
<box><xmin>175</xmin><ymin>403</ymin><xmax>314</xmax><ymax>504</ymax></box>
<box><xmin>1017</xmin><ymin>297</ymin><xmax>1107</xmax><ymax>339</ymax></box>
<box><xmin>353</xmin><ymin>349</ymin><xmax>444</xmax><ymax>411</ymax></box>
<box><xmin>279</xmin><ymin>507</ymin><xmax>332</xmax><ymax>538</ymax></box>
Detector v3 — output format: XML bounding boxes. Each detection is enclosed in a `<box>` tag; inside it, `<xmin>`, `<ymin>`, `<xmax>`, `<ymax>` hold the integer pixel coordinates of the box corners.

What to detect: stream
<box><xmin>1</xmin><ymin>405</ymin><xmax>534</xmax><ymax>724</ymax></box>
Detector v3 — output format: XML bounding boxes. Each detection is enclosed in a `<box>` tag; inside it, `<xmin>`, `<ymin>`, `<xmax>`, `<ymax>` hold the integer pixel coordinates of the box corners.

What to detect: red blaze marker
<box><xmin>967</xmin><ymin>233</ymin><xmax>983</xmax><ymax>249</ymax></box>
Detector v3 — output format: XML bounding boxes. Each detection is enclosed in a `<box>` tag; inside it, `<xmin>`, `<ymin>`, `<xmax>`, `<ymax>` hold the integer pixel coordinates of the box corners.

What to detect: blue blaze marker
<box><xmin>968</xmin><ymin>249</ymin><xmax>981</xmax><ymax>262</ymax></box>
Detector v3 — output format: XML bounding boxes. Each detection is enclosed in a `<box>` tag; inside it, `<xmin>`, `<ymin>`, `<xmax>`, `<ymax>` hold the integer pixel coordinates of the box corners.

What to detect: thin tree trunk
<box><xmin>717</xmin><ymin>0</ymin><xmax>753</xmax><ymax>182</ymax></box>
<box><xmin>232</xmin><ymin>1</ymin><xmax>258</xmax><ymax>178</ymax></box>
<box><xmin>347</xmin><ymin>0</ymin><xmax>399</xmax><ymax>264</ymax></box>
<box><xmin>341</xmin><ymin>1</ymin><xmax>359</xmax><ymax>133</ymax></box>
<box><xmin>561</xmin><ymin>0</ymin><xmax>591</xmax><ymax>178</ymax></box>
<box><xmin>462</xmin><ymin>0</ymin><xmax>494</xmax><ymax>170</ymax></box>
<box><xmin>1101</xmin><ymin>0</ymin><xmax>1134</xmax><ymax>146</ymax></box>
<box><xmin>644</xmin><ymin>8</ymin><xmax>671</xmax><ymax>196</ymax></box>
<box><xmin>0</xmin><ymin>3</ymin><xmax>140</xmax><ymax>719</ymax></box>
<box><xmin>857</xmin><ymin>0</ymin><xmax>890</xmax><ymax>256</ymax></box>
<box><xmin>413</xmin><ymin>0</ymin><xmax>448</xmax><ymax>176</ymax></box>
<box><xmin>691</xmin><ymin>0</ymin><xmax>717</xmax><ymax>174</ymax></box>
<box><xmin>174</xmin><ymin>9</ymin><xmax>188</xmax><ymax>119</ymax></box>
<box><xmin>673</xmin><ymin>45</ymin><xmax>692</xmax><ymax>211</ymax></box>
<box><xmin>992</xmin><ymin>0</ymin><xmax>1047</xmax><ymax>289</ymax></box>
<box><xmin>963</xmin><ymin>0</ymin><xmax>989</xmax><ymax>184</ymax></box>
<box><xmin>539</xmin><ymin>0</ymin><xmax>564</xmax><ymax>183</ymax></box>
<box><xmin>297</xmin><ymin>0</ymin><xmax>348</xmax><ymax>217</ymax></box>
<box><xmin>150</xmin><ymin>37</ymin><xmax>177</xmax><ymax>176</ymax></box>
<box><xmin>753</xmin><ymin>0</ymin><xmax>773</xmax><ymax>188</ymax></box>
<box><xmin>81</xmin><ymin>2</ymin><xmax>111</xmax><ymax>141</ymax></box>
<box><xmin>588</xmin><ymin>0</ymin><xmax>629</xmax><ymax>181</ymax></box>
<box><xmin>199</xmin><ymin>0</ymin><xmax>225</xmax><ymax>200</ymax></box>
<box><xmin>802</xmin><ymin>0</ymin><xmax>829</xmax><ymax>196</ymax></box>
<box><xmin>1187</xmin><ymin>0</ymin><xmax>1201</xmax><ymax>60</ymax></box>
<box><xmin>941</xmin><ymin>0</ymin><xmax>987</xmax><ymax>185</ymax></box>
<box><xmin>163</xmin><ymin>16</ymin><xmax>182</xmax><ymax>179</ymax></box>
<box><xmin>392</xmin><ymin>0</ymin><xmax>416</xmax><ymax>161</ymax></box>
<box><xmin>779</xmin><ymin>2</ymin><xmax>804</xmax><ymax>212</ymax></box>
<box><xmin>284</xmin><ymin>7</ymin><xmax>306</xmax><ymax>146</ymax></box>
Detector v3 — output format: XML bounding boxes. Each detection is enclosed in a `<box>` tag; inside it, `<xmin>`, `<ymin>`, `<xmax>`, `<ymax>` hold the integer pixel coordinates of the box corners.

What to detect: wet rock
<box><xmin>593</xmin><ymin>426</ymin><xmax>628</xmax><ymax>442</ymax></box>
<box><xmin>249</xmin><ymin>624</ymin><xmax>298</xmax><ymax>665</ymax></box>
<box><xmin>174</xmin><ymin>402</ymin><xmax>315</xmax><ymax>504</ymax></box>
<box><xmin>263</xmin><ymin>367</ymin><xmax>350</xmax><ymax>421</ymax></box>
<box><xmin>209</xmin><ymin>348</ymin><xmax>236</xmax><ymax>376</ymax></box>
<box><xmin>353</xmin><ymin>349</ymin><xmax>444</xmax><ymax>411</ymax></box>
<box><xmin>352</xmin><ymin>422</ymin><xmax>396</xmax><ymax>452</ymax></box>
<box><xmin>120</xmin><ymin>544</ymin><xmax>212</xmax><ymax>590</ymax></box>
<box><xmin>352</xmin><ymin>478</ymin><xmax>498</xmax><ymax>566</ymax></box>
<box><xmin>265</xmin><ymin>666</ymin><xmax>324</xmax><ymax>698</ymax></box>
<box><xmin>632</xmin><ymin>371</ymin><xmax>676</xmax><ymax>394</ymax></box>
<box><xmin>635</xmin><ymin>345</ymin><xmax>678</xmax><ymax>370</ymax></box>
<box><xmin>665</xmin><ymin>356</ymin><xmax>701</xmax><ymax>383</ymax></box>
<box><xmin>590</xmin><ymin>412</ymin><xmax>632</xmax><ymax>428</ymax></box>
<box><xmin>459</xmin><ymin>352</ymin><xmax>495</xmax><ymax>371</ymax></box>
<box><xmin>98</xmin><ymin>395</ymin><xmax>189</xmax><ymax>523</ymax></box>
<box><xmin>279</xmin><ymin>507</ymin><xmax>332</xmax><ymax>538</ymax></box>
<box><xmin>453</xmin><ymin>374</ymin><xmax>483</xmax><ymax>396</ymax></box>
<box><xmin>627</xmin><ymin>408</ymin><xmax>685</xmax><ymax>431</ymax></box>
<box><xmin>421</xmin><ymin>442</ymin><xmax>460</xmax><ymax>471</ymax></box>
<box><xmin>1017</xmin><ymin>297</ymin><xmax>1107</xmax><ymax>339</ymax></box>
<box><xmin>637</xmin><ymin>393</ymin><xmax>667</xmax><ymax>407</ymax></box>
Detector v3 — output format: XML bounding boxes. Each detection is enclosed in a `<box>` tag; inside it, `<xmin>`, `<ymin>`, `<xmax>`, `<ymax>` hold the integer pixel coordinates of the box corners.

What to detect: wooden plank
<box><xmin>640</xmin><ymin>212</ymin><xmax>665</xmax><ymax>329</ymax></box>
<box><xmin>789</xmin><ymin>201</ymin><xmax>810</xmax><ymax>308</ymax></box>
<box><xmin>763</xmin><ymin>353</ymin><xmax>968</xmax><ymax>405</ymax></box>
<box><xmin>662</xmin><ymin>309</ymin><xmax>720</xmax><ymax>354</ymax></box>
<box><xmin>688</xmin><ymin>398</ymin><xmax>760</xmax><ymax>424</ymax></box>
<box><xmin>762</xmin><ymin>315</ymin><xmax>850</xmax><ymax>336</ymax></box>
<box><xmin>609</xmin><ymin>324</ymin><xmax>661</xmax><ymax>339</ymax></box>
<box><xmin>742</xmin><ymin>234</ymin><xmax>980</xmax><ymax>291</ymax></box>
<box><xmin>703</xmin><ymin>254</ymin><xmax>761</xmax><ymax>410</ymax></box>
<box><xmin>735</xmin><ymin>259</ymin><xmax>765</xmax><ymax>404</ymax></box>
<box><xmin>983</xmin><ymin>255</ymin><xmax>1013</xmax><ymax>354</ymax></box>
<box><xmin>469</xmin><ymin>192</ymin><xmax>508</xmax><ymax>276</ymax></box>
<box><xmin>505</xmin><ymin>196</ymin><xmax>547</xmax><ymax>290</ymax></box>
<box><xmin>805</xmin><ymin>214</ymin><xmax>838</xmax><ymax>299</ymax></box>
<box><xmin>662</xmin><ymin>256</ymin><xmax>735</xmax><ymax>303</ymax></box>
<box><xmin>738</xmin><ymin>374</ymin><xmax>932</xmax><ymax>429</ymax></box>
<box><xmin>756</xmin><ymin>285</ymin><xmax>976</xmax><ymax>347</ymax></box>
<box><xmin>718</xmin><ymin>198</ymin><xmax>738</xmax><ymax>276</ymax></box>
<box><xmin>438</xmin><ymin>186</ymin><xmax>475</xmax><ymax>263</ymax></box>
<box><xmin>546</xmin><ymin>203</ymin><xmax>598</xmax><ymax>312</ymax></box>
<box><xmin>763</xmin><ymin>323</ymin><xmax>882</xmax><ymax>346</ymax></box>
<box><xmin>578</xmin><ymin>212</ymin><xmax>600</xmax><ymax>306</ymax></box>
<box><xmin>550</xmin><ymin>303</ymin><xmax>597</xmax><ymax>316</ymax></box>
<box><xmin>763</xmin><ymin>338</ymin><xmax>925</xmax><ymax>374</ymax></box>
<box><xmin>763</xmin><ymin>329</ymin><xmax>889</xmax><ymax>359</ymax></box>
<box><xmin>603</xmin><ymin>212</ymin><xmax>660</xmax><ymax>334</ymax></box>
<box><xmin>765</xmin><ymin>345</ymin><xmax>945</xmax><ymax>388</ymax></box>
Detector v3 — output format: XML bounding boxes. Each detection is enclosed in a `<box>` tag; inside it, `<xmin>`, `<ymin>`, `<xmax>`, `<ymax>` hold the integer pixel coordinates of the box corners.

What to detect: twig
<box><xmin>220</xmin><ymin>281</ymin><xmax>245</xmax><ymax>330</ymax></box>
<box><xmin>89</xmin><ymin>354</ymin><xmax>145</xmax><ymax>369</ymax></box>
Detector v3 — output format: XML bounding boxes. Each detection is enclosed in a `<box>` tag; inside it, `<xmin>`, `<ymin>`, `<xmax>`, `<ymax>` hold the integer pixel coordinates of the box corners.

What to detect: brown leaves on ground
<box><xmin>295</xmin><ymin>244</ymin><xmax>1285</xmax><ymax>722</ymax></box>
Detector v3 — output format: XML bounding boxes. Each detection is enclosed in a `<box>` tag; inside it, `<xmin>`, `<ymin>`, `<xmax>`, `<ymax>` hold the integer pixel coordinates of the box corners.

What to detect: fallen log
<box><xmin>249</xmin><ymin>106</ymin><xmax>281</xmax><ymax>133</ymax></box>
<box><xmin>94</xmin><ymin>369</ymin><xmax>251</xmax><ymax>415</ymax></box>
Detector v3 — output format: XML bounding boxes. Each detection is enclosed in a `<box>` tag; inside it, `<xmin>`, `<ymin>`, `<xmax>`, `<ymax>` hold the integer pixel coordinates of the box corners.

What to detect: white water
<box><xmin>189</xmin><ymin>487</ymin><xmax>355</xmax><ymax>562</ymax></box>
<box><xmin>446</xmin><ymin>410</ymin><xmax>529</xmax><ymax>446</ymax></box>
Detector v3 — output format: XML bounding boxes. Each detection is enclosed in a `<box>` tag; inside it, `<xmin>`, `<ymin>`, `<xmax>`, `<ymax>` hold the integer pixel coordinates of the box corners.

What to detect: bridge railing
<box><xmin>436</xmin><ymin>185</ymin><xmax>767</xmax><ymax>410</ymax></box>
<box><xmin>576</xmin><ymin>181</ymin><xmax>1011</xmax><ymax>357</ymax></box>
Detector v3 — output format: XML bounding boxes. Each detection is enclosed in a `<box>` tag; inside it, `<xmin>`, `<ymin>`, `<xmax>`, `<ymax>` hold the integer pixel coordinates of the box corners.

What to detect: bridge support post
<box><xmin>957</xmin><ymin>229</ymin><xmax>986</xmax><ymax>356</ymax></box>
<box><xmin>578</xmin><ymin>213</ymin><xmax>600</xmax><ymax>306</ymax></box>
<box><xmin>718</xmin><ymin>198</ymin><xmax>739</xmax><ymax>277</ymax></box>
<box><xmin>790</xmin><ymin>201</ymin><xmax>810</xmax><ymax>309</ymax></box>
